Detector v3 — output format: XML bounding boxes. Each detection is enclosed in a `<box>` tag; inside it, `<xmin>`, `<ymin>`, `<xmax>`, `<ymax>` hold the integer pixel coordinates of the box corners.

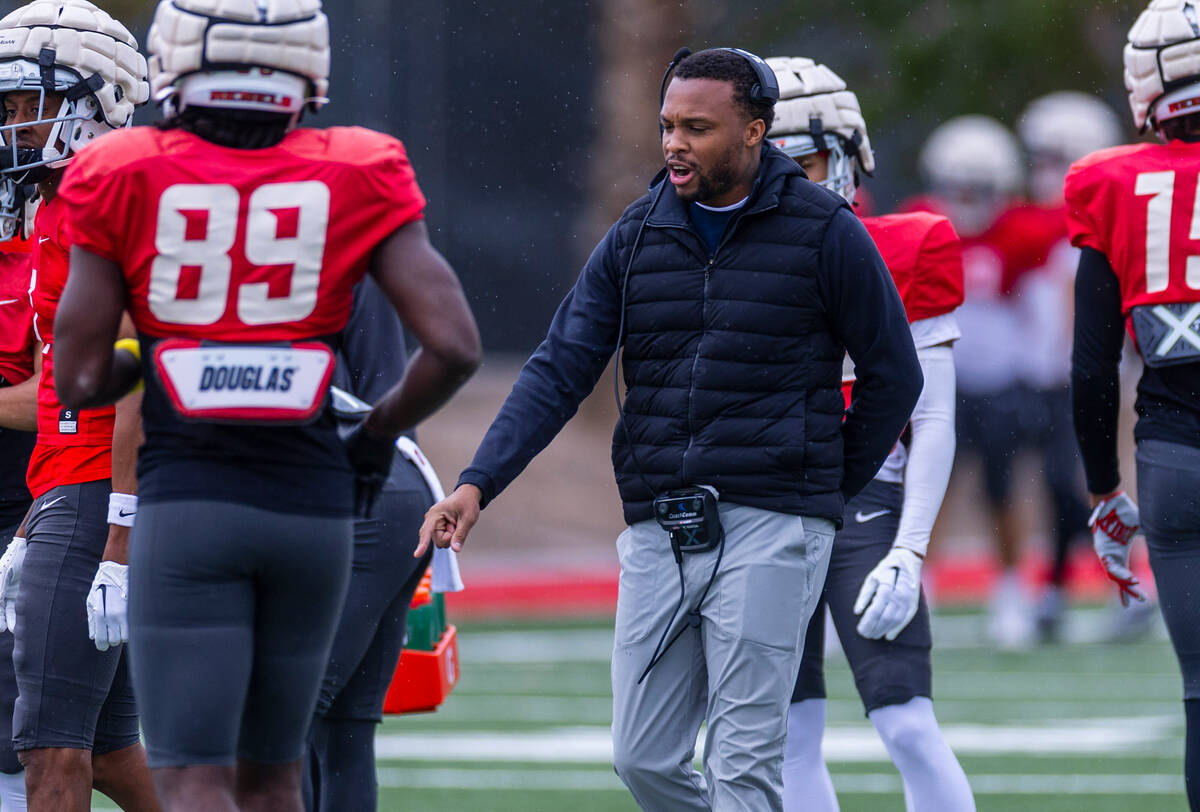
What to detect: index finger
<box><xmin>415</xmin><ymin>514</ymin><xmax>437</xmax><ymax>558</ymax></box>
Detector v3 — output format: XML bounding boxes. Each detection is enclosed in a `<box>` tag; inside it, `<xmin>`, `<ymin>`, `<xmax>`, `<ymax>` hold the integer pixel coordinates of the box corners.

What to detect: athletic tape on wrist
<box><xmin>107</xmin><ymin>492</ymin><xmax>137</xmax><ymax>527</ymax></box>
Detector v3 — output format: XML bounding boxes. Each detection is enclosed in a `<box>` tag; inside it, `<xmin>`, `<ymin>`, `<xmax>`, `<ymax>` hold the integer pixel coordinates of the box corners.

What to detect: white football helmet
<box><xmin>1124</xmin><ymin>0</ymin><xmax>1200</xmax><ymax>133</ymax></box>
<box><xmin>1018</xmin><ymin>91</ymin><xmax>1124</xmax><ymax>203</ymax></box>
<box><xmin>765</xmin><ymin>56</ymin><xmax>874</xmax><ymax>204</ymax></box>
<box><xmin>147</xmin><ymin>0</ymin><xmax>330</xmax><ymax>121</ymax></box>
<box><xmin>919</xmin><ymin>115</ymin><xmax>1023</xmax><ymax>236</ymax></box>
<box><xmin>0</xmin><ymin>0</ymin><xmax>148</xmax><ymax>184</ymax></box>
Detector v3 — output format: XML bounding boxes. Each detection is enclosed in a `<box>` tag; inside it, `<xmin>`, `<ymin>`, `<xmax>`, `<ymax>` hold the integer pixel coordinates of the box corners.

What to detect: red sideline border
<box><xmin>445</xmin><ymin>546</ymin><xmax>1154</xmax><ymax>619</ymax></box>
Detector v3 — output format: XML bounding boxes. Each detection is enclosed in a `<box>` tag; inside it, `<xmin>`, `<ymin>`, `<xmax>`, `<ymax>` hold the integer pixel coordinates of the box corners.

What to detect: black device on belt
<box><xmin>654</xmin><ymin>486</ymin><xmax>723</xmax><ymax>557</ymax></box>
<box><xmin>637</xmin><ymin>486</ymin><xmax>726</xmax><ymax>685</ymax></box>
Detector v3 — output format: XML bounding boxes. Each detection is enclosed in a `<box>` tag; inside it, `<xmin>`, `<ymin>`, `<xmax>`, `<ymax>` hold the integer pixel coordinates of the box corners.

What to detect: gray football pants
<box><xmin>611</xmin><ymin>503</ymin><xmax>834</xmax><ymax>811</ymax></box>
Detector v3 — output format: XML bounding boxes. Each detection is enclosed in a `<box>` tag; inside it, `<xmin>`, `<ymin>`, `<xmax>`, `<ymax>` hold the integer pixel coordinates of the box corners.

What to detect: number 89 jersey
<box><xmin>59</xmin><ymin>126</ymin><xmax>424</xmax><ymax>341</ymax></box>
<box><xmin>57</xmin><ymin>126</ymin><xmax>426</xmax><ymax>516</ymax></box>
<box><xmin>1065</xmin><ymin>141</ymin><xmax>1200</xmax><ymax>317</ymax></box>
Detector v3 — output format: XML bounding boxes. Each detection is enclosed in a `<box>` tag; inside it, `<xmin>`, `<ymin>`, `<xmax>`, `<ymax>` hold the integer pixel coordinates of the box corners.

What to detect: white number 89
<box><xmin>148</xmin><ymin>181</ymin><xmax>331</xmax><ymax>326</ymax></box>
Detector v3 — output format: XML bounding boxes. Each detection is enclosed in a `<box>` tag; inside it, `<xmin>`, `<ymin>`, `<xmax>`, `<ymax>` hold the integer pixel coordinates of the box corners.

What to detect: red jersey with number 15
<box><xmin>1065</xmin><ymin>141</ymin><xmax>1200</xmax><ymax>315</ymax></box>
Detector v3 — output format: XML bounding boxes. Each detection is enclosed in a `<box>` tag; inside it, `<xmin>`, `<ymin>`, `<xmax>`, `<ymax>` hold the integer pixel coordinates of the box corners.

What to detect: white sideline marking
<box><xmin>461</xmin><ymin>609</ymin><xmax>1165</xmax><ymax>664</ymax></box>
<box><xmin>372</xmin><ymin>767</ymin><xmax>1185</xmax><ymax>795</ymax></box>
<box><xmin>376</xmin><ymin>715</ymin><xmax>1176</xmax><ymax>764</ymax></box>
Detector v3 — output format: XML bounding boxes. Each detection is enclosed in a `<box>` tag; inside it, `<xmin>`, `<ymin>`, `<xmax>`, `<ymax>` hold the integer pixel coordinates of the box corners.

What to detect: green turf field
<box><xmin>88</xmin><ymin>607</ymin><xmax>1188</xmax><ymax>811</ymax></box>
<box><xmin>369</xmin><ymin>609</ymin><xmax>1189</xmax><ymax>812</ymax></box>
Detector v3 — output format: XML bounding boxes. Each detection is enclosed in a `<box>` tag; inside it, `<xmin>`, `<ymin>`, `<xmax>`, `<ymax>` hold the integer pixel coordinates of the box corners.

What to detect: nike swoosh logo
<box><xmin>117</xmin><ymin>509</ymin><xmax>135</xmax><ymax>518</ymax></box>
<box><xmin>0</xmin><ymin>299</ymin><xmax>18</xmax><ymax>306</ymax></box>
<box><xmin>854</xmin><ymin>509</ymin><xmax>890</xmax><ymax>523</ymax></box>
<box><xmin>38</xmin><ymin>237</ymin><xmax>50</xmax><ymax>244</ymax></box>
<box><xmin>38</xmin><ymin>495</ymin><xmax>67</xmax><ymax>512</ymax></box>
<box><xmin>98</xmin><ymin>583</ymin><xmax>107</xmax><ymax>613</ymax></box>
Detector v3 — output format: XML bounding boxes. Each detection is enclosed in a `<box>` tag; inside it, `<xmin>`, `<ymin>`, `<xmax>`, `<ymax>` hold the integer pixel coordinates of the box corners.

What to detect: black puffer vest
<box><xmin>611</xmin><ymin>144</ymin><xmax>849</xmax><ymax>523</ymax></box>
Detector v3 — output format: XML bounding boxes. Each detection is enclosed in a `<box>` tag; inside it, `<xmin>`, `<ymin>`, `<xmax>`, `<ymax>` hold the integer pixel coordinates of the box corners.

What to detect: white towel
<box><xmin>395</xmin><ymin>436</ymin><xmax>464</xmax><ymax>593</ymax></box>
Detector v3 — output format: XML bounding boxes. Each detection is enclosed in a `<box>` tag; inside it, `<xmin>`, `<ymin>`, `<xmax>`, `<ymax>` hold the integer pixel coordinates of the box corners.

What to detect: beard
<box><xmin>675</xmin><ymin>141</ymin><xmax>742</xmax><ymax>204</ymax></box>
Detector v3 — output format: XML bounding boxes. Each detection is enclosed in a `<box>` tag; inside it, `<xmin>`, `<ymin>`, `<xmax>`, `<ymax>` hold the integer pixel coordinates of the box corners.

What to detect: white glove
<box><xmin>86</xmin><ymin>562</ymin><xmax>129</xmax><ymax>652</ymax></box>
<box><xmin>0</xmin><ymin>538</ymin><xmax>25</xmax><ymax>633</ymax></box>
<box><xmin>1089</xmin><ymin>491</ymin><xmax>1147</xmax><ymax>607</ymax></box>
<box><xmin>854</xmin><ymin>547</ymin><xmax>923</xmax><ymax>640</ymax></box>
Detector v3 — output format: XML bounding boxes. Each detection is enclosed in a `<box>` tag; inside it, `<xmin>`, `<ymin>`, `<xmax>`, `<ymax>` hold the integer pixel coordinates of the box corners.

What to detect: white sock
<box><xmin>869</xmin><ymin>697</ymin><xmax>975</xmax><ymax>812</ymax></box>
<box><xmin>783</xmin><ymin>699</ymin><xmax>839</xmax><ymax>812</ymax></box>
<box><xmin>0</xmin><ymin>770</ymin><xmax>25</xmax><ymax>812</ymax></box>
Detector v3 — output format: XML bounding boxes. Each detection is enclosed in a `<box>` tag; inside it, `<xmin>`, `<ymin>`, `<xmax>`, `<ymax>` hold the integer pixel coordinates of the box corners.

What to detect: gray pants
<box><xmin>611</xmin><ymin>503</ymin><xmax>834</xmax><ymax>811</ymax></box>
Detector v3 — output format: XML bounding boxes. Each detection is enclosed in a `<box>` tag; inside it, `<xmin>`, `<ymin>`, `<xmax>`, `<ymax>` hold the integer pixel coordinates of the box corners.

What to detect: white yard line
<box><xmin>372</xmin><ymin>767</ymin><xmax>1185</xmax><ymax>795</ymax></box>
<box><xmin>461</xmin><ymin>609</ymin><xmax>1166</xmax><ymax>664</ymax></box>
<box><xmin>376</xmin><ymin>715</ymin><xmax>1178</xmax><ymax>764</ymax></box>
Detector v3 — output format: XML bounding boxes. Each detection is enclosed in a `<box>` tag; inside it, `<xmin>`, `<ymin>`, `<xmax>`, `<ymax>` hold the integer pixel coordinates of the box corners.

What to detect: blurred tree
<box><xmin>578</xmin><ymin>0</ymin><xmax>700</xmax><ymax>245</ymax></box>
<box><xmin>581</xmin><ymin>0</ymin><xmax>1146</xmax><ymax>223</ymax></box>
<box><xmin>745</xmin><ymin>0</ymin><xmax>1147</xmax><ymax>203</ymax></box>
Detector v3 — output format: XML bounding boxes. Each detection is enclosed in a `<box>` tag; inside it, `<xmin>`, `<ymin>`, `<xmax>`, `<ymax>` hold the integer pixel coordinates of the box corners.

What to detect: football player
<box><xmin>1015</xmin><ymin>92</ymin><xmax>1124</xmax><ymax>641</ymax></box>
<box><xmin>1067</xmin><ymin>1</ymin><xmax>1200</xmax><ymax>806</ymax></box>
<box><xmin>0</xmin><ymin>179</ymin><xmax>38</xmax><ymax>812</ymax></box>
<box><xmin>0</xmin><ymin>3</ymin><xmax>158</xmax><ymax>811</ymax></box>
<box><xmin>904</xmin><ymin>116</ymin><xmax>1049</xmax><ymax>648</ymax></box>
<box><xmin>306</xmin><ymin>276</ymin><xmax>440</xmax><ymax>812</ymax></box>
<box><xmin>48</xmin><ymin>1</ymin><xmax>481</xmax><ymax>811</ymax></box>
<box><xmin>766</xmin><ymin>56</ymin><xmax>976</xmax><ymax>812</ymax></box>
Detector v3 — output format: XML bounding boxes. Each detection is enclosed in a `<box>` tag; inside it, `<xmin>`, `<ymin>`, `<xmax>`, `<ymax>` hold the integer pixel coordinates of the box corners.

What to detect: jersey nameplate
<box><xmin>1131</xmin><ymin>302</ymin><xmax>1200</xmax><ymax>368</ymax></box>
<box><xmin>153</xmin><ymin>339</ymin><xmax>335</xmax><ymax>423</ymax></box>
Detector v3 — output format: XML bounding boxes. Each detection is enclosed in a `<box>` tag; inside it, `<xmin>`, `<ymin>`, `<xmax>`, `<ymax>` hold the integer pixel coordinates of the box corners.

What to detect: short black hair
<box><xmin>672</xmin><ymin>48</ymin><xmax>775</xmax><ymax>132</ymax></box>
<box><xmin>158</xmin><ymin>107</ymin><xmax>293</xmax><ymax>150</ymax></box>
<box><xmin>1160</xmin><ymin>112</ymin><xmax>1200</xmax><ymax>143</ymax></box>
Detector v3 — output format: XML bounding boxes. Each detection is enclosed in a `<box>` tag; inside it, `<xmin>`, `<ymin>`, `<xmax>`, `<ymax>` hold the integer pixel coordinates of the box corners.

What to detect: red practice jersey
<box><xmin>60</xmin><ymin>126</ymin><xmax>425</xmax><ymax>343</ymax></box>
<box><xmin>57</xmin><ymin>125</ymin><xmax>426</xmax><ymax>515</ymax></box>
<box><xmin>842</xmin><ymin>212</ymin><xmax>964</xmax><ymax>409</ymax></box>
<box><xmin>0</xmin><ymin>235</ymin><xmax>34</xmax><ymax>387</ymax></box>
<box><xmin>899</xmin><ymin>196</ymin><xmax>1064</xmax><ymax>298</ymax></box>
<box><xmin>862</xmin><ymin>212</ymin><xmax>964</xmax><ymax>323</ymax></box>
<box><xmin>1066</xmin><ymin>141</ymin><xmax>1200</xmax><ymax>315</ymax></box>
<box><xmin>26</xmin><ymin>198</ymin><xmax>114</xmax><ymax>498</ymax></box>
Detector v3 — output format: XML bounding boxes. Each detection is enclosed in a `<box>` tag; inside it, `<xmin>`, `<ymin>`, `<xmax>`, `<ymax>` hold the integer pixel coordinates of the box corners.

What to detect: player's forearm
<box><xmin>1070</xmin><ymin>247</ymin><xmax>1125</xmax><ymax>494</ymax></box>
<box><xmin>54</xmin><ymin>249</ymin><xmax>138</xmax><ymax>409</ymax></box>
<box><xmin>362</xmin><ymin>346</ymin><xmax>480</xmax><ymax>439</ymax></box>
<box><xmin>893</xmin><ymin>346</ymin><xmax>957</xmax><ymax>557</ymax></box>
<box><xmin>110</xmin><ymin>387</ymin><xmax>142</xmax><ymax>497</ymax></box>
<box><xmin>0</xmin><ymin>375</ymin><xmax>38</xmax><ymax>431</ymax></box>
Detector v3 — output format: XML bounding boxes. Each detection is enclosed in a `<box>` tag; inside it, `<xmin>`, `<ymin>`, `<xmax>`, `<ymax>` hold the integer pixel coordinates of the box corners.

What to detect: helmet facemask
<box><xmin>0</xmin><ymin>177</ymin><xmax>25</xmax><ymax>241</ymax></box>
<box><xmin>0</xmin><ymin>57</ymin><xmax>106</xmax><ymax>184</ymax></box>
<box><xmin>773</xmin><ymin>126</ymin><xmax>859</xmax><ymax>204</ymax></box>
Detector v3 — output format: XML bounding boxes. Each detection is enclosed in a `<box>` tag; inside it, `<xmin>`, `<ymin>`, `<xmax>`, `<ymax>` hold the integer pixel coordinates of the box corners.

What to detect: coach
<box><xmin>418</xmin><ymin>47</ymin><xmax>921</xmax><ymax>810</ymax></box>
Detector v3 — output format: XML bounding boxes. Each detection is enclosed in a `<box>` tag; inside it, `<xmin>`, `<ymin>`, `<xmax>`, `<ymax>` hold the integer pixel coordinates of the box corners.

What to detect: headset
<box><xmin>659</xmin><ymin>46</ymin><xmax>781</xmax><ymax>106</ymax></box>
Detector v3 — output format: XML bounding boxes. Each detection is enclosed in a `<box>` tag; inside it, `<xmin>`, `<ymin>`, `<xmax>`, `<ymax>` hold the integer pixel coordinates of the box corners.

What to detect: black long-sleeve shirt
<box><xmin>1072</xmin><ymin>246</ymin><xmax>1200</xmax><ymax>493</ymax></box>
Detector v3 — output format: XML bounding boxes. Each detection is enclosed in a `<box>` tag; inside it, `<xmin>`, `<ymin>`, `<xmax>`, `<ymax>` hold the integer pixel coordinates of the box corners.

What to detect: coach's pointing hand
<box><xmin>417</xmin><ymin>484</ymin><xmax>482</xmax><ymax>557</ymax></box>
